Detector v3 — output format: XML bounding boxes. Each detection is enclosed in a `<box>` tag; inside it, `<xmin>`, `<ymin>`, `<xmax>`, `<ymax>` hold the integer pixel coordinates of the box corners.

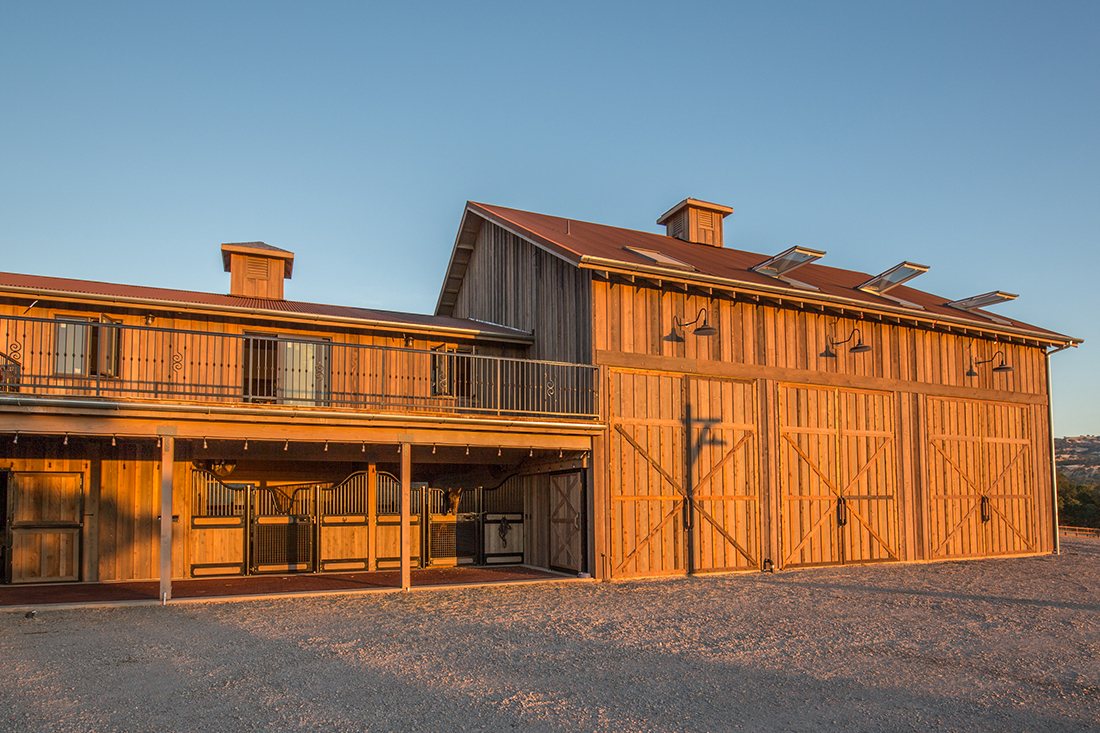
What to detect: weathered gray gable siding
<box><xmin>453</xmin><ymin>221</ymin><xmax>591</xmax><ymax>364</ymax></box>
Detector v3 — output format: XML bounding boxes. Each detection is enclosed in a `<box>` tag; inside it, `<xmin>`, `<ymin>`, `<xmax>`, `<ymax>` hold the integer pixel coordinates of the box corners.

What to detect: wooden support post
<box><xmin>159</xmin><ymin>435</ymin><xmax>174</xmax><ymax>603</ymax></box>
<box><xmin>400</xmin><ymin>442</ymin><xmax>412</xmax><ymax>591</ymax></box>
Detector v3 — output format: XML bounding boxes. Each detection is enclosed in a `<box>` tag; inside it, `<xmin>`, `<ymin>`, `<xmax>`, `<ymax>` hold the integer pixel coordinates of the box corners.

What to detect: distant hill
<box><xmin>1055</xmin><ymin>435</ymin><xmax>1100</xmax><ymax>484</ymax></box>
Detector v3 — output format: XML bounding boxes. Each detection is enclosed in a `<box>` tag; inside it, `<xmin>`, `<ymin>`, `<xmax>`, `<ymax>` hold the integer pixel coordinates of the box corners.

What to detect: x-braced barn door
<box><xmin>549</xmin><ymin>471</ymin><xmax>585</xmax><ymax>573</ymax></box>
<box><xmin>686</xmin><ymin>377</ymin><xmax>759</xmax><ymax>572</ymax></box>
<box><xmin>925</xmin><ymin>397</ymin><xmax>1036</xmax><ymax>559</ymax></box>
<box><xmin>778</xmin><ymin>385</ymin><xmax>899</xmax><ymax>568</ymax></box>
<box><xmin>608</xmin><ymin>370</ymin><xmax>760</xmax><ymax>578</ymax></box>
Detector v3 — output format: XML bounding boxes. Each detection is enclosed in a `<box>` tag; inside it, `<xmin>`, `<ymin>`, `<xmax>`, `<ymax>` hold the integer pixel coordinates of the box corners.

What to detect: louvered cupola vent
<box><xmin>221</xmin><ymin>242</ymin><xmax>295</xmax><ymax>299</ymax></box>
<box><xmin>657</xmin><ymin>198</ymin><xmax>734</xmax><ymax>247</ymax></box>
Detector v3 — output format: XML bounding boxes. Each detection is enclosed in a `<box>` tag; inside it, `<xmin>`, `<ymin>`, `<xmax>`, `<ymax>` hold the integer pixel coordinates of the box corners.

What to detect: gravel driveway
<box><xmin>2</xmin><ymin>537</ymin><xmax>1098</xmax><ymax>733</ymax></box>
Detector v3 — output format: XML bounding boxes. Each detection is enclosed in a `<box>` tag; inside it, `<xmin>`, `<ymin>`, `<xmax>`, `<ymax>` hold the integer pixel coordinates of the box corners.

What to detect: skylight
<box><xmin>750</xmin><ymin>246</ymin><xmax>825</xmax><ymax>278</ymax></box>
<box><xmin>858</xmin><ymin>262</ymin><xmax>929</xmax><ymax>295</ymax></box>
<box><xmin>622</xmin><ymin>246</ymin><xmax>696</xmax><ymax>271</ymax></box>
<box><xmin>947</xmin><ymin>291</ymin><xmax>1018</xmax><ymax>310</ymax></box>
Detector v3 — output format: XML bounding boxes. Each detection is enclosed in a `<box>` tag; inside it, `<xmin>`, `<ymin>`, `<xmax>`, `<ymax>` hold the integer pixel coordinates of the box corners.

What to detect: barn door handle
<box><xmin>836</xmin><ymin>497</ymin><xmax>848</xmax><ymax>527</ymax></box>
<box><xmin>980</xmin><ymin>496</ymin><xmax>991</xmax><ymax>523</ymax></box>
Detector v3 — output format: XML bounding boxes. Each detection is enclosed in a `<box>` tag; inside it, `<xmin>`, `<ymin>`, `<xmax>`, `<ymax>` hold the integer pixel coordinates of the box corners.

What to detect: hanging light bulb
<box><xmin>203</xmin><ymin>437</ymin><xmax>208</xmax><ymax>449</ymax></box>
<box><xmin>361</xmin><ymin>442</ymin><xmax>366</xmax><ymax>453</ymax></box>
<box><xmin>112</xmin><ymin>435</ymin><xmax>116</xmax><ymax>447</ymax></box>
<box><xmin>498</xmin><ymin>448</ymin><xmax>502</xmax><ymax>457</ymax></box>
<box><xmin>559</xmin><ymin>449</ymin><xmax>563</xmax><ymax>458</ymax></box>
<box><xmin>284</xmin><ymin>439</ymin><xmax>289</xmax><ymax>451</ymax></box>
<box><xmin>432</xmin><ymin>444</ymin><xmax>437</xmax><ymax>454</ymax></box>
<box><xmin>465</xmin><ymin>446</ymin><xmax>469</xmax><ymax>455</ymax></box>
<box><xmin>156</xmin><ymin>436</ymin><xmax>161</xmax><ymax>448</ymax></box>
<box><xmin>12</xmin><ymin>432</ymin><xmax>18</xmax><ymax>444</ymax></box>
<box><xmin>244</xmin><ymin>438</ymin><xmax>248</xmax><ymax>450</ymax></box>
<box><xmin>324</xmin><ymin>441</ymin><xmax>329</xmax><ymax>452</ymax></box>
<box><xmin>63</xmin><ymin>433</ymin><xmax>68</xmax><ymax>446</ymax></box>
<box><xmin>529</xmin><ymin>448</ymin><xmax>534</xmax><ymax>457</ymax></box>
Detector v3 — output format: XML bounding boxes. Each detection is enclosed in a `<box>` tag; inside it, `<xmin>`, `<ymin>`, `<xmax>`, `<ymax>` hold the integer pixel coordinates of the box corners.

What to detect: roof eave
<box><xmin>578</xmin><ymin>256</ymin><xmax>1081</xmax><ymax>348</ymax></box>
<box><xmin>0</xmin><ymin>283</ymin><xmax>534</xmax><ymax>345</ymax></box>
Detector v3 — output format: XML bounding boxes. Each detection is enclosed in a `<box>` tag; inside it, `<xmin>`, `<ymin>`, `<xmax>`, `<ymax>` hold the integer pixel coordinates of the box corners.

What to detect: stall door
<box><xmin>251</xmin><ymin>484</ymin><xmax>316</xmax><ymax>574</ymax></box>
<box><xmin>778</xmin><ymin>385</ymin><xmax>899</xmax><ymax>568</ymax></box>
<box><xmin>6</xmin><ymin>472</ymin><xmax>83</xmax><ymax>583</ymax></box>
<box><xmin>318</xmin><ymin>472</ymin><xmax>370</xmax><ymax>572</ymax></box>
<box><xmin>926</xmin><ymin>397</ymin><xmax>1037</xmax><ymax>559</ymax></box>
<box><xmin>190</xmin><ymin>470</ymin><xmax>249</xmax><ymax>577</ymax></box>
<box><xmin>549</xmin><ymin>471</ymin><xmax>584</xmax><ymax>573</ymax></box>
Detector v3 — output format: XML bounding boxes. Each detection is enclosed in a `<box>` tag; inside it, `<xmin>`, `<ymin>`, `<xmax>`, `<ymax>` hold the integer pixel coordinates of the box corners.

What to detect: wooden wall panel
<box><xmin>452</xmin><ymin>223</ymin><xmax>591</xmax><ymax>363</ymax></box>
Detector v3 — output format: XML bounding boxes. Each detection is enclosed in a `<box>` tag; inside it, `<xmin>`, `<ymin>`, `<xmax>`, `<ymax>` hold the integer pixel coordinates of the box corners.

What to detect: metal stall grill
<box><xmin>251</xmin><ymin>484</ymin><xmax>320</xmax><ymax>574</ymax></box>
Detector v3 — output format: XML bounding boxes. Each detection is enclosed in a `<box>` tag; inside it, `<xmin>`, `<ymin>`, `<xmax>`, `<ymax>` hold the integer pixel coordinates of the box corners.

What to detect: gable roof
<box><xmin>436</xmin><ymin>202</ymin><xmax>1079</xmax><ymax>348</ymax></box>
<box><xmin>0</xmin><ymin>271</ymin><xmax>532</xmax><ymax>343</ymax></box>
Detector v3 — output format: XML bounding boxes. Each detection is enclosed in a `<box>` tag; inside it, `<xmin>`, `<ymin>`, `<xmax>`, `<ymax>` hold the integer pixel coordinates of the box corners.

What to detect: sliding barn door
<box><xmin>778</xmin><ymin>385</ymin><xmax>899</xmax><ymax>568</ymax></box>
<box><xmin>609</xmin><ymin>370</ymin><xmax>685</xmax><ymax>578</ymax></box>
<box><xmin>926</xmin><ymin>397</ymin><xmax>1037</xmax><ymax>559</ymax></box>
<box><xmin>687</xmin><ymin>377</ymin><xmax>759</xmax><ymax>572</ymax></box>
<box><xmin>607</xmin><ymin>370</ymin><xmax>761</xmax><ymax>578</ymax></box>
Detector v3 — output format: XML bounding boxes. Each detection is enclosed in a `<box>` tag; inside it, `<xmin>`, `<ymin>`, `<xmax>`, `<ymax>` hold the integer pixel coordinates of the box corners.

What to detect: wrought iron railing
<box><xmin>0</xmin><ymin>315</ymin><xmax>598</xmax><ymax>419</ymax></box>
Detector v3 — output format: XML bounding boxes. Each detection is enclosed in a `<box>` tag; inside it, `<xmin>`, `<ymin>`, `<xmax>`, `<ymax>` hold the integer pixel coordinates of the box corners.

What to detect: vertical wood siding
<box><xmin>452</xmin><ymin>223</ymin><xmax>592</xmax><ymax>363</ymax></box>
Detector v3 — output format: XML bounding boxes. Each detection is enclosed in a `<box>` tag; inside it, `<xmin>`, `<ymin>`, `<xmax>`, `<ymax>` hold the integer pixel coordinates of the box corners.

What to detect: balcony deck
<box><xmin>0</xmin><ymin>316</ymin><xmax>598</xmax><ymax>421</ymax></box>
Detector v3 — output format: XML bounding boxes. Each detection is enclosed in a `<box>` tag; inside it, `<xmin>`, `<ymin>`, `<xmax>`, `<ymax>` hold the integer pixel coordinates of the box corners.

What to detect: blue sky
<box><xmin>1</xmin><ymin>1</ymin><xmax>1097</xmax><ymax>435</ymax></box>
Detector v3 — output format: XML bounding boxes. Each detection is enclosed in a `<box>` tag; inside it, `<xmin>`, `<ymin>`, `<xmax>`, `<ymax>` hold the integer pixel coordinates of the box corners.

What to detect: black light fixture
<box><xmin>675</xmin><ymin>307</ymin><xmax>718</xmax><ymax>338</ymax></box>
<box><xmin>969</xmin><ymin>349</ymin><xmax>1013</xmax><ymax>375</ymax></box>
<box><xmin>830</xmin><ymin>328</ymin><xmax>872</xmax><ymax>355</ymax></box>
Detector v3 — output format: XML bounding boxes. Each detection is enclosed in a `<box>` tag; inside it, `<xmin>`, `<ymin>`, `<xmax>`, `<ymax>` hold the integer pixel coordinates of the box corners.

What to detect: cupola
<box><xmin>657</xmin><ymin>198</ymin><xmax>734</xmax><ymax>247</ymax></box>
<box><xmin>221</xmin><ymin>242</ymin><xmax>294</xmax><ymax>299</ymax></box>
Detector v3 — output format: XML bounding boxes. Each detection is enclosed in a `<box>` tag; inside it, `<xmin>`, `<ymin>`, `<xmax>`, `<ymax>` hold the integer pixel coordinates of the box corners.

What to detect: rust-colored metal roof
<box><xmin>437</xmin><ymin>201</ymin><xmax>1077</xmax><ymax>346</ymax></box>
<box><xmin>0</xmin><ymin>271</ymin><xmax>532</xmax><ymax>343</ymax></box>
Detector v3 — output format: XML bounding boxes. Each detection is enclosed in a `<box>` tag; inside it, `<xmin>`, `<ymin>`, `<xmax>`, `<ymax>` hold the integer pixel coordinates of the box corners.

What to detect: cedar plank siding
<box><xmin>590</xmin><ymin>278</ymin><xmax>1055</xmax><ymax>575</ymax></box>
<box><xmin>452</xmin><ymin>222</ymin><xmax>592</xmax><ymax>364</ymax></box>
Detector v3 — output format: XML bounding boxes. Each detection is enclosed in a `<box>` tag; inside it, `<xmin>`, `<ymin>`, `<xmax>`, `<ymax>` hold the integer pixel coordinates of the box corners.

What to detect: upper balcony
<box><xmin>0</xmin><ymin>315</ymin><xmax>599</xmax><ymax>421</ymax></box>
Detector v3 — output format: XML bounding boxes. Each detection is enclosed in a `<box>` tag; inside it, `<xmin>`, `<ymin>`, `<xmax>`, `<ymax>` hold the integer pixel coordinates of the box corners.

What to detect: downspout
<box><xmin>1046</xmin><ymin>344</ymin><xmax>1072</xmax><ymax>555</ymax></box>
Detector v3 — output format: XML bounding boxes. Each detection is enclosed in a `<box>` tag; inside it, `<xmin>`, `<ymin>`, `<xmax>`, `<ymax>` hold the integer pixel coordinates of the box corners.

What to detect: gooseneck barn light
<box><xmin>966</xmin><ymin>349</ymin><xmax>1013</xmax><ymax>377</ymax></box>
<box><xmin>675</xmin><ymin>308</ymin><xmax>718</xmax><ymax>337</ymax></box>
<box><xmin>829</xmin><ymin>328</ymin><xmax>872</xmax><ymax>355</ymax></box>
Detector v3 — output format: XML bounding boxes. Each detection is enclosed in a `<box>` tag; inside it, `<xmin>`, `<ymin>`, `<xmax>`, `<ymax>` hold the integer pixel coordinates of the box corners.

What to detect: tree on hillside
<box><xmin>1057</xmin><ymin>473</ymin><xmax>1100</xmax><ymax>528</ymax></box>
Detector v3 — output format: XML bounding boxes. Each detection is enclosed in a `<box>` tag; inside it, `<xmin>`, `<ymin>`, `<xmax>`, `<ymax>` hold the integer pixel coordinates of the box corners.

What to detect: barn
<box><xmin>436</xmin><ymin>198</ymin><xmax>1080</xmax><ymax>578</ymax></box>
<box><xmin>0</xmin><ymin>198</ymin><xmax>1080</xmax><ymax>599</ymax></box>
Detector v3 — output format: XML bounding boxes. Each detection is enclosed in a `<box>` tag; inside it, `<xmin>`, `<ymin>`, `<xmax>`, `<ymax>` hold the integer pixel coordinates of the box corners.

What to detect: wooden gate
<box><xmin>608</xmin><ymin>370</ymin><xmax>760</xmax><ymax>578</ymax></box>
<box><xmin>318</xmin><ymin>472</ymin><xmax>370</xmax><ymax>572</ymax></box>
<box><xmin>926</xmin><ymin>397</ymin><xmax>1037</xmax><ymax>559</ymax></box>
<box><xmin>778</xmin><ymin>385</ymin><xmax>899</xmax><ymax>568</ymax></box>
<box><xmin>5</xmin><ymin>472</ymin><xmax>83</xmax><ymax>583</ymax></box>
<box><xmin>549</xmin><ymin>471</ymin><xmax>584</xmax><ymax>573</ymax></box>
<box><xmin>190</xmin><ymin>470</ymin><xmax>249</xmax><ymax>577</ymax></box>
<box><xmin>374</xmin><ymin>473</ymin><xmax>421</xmax><ymax>569</ymax></box>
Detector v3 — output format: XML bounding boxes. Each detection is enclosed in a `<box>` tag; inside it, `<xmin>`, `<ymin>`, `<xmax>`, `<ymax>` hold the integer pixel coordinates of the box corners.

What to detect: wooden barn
<box><xmin>0</xmin><ymin>198</ymin><xmax>1080</xmax><ymax>598</ymax></box>
<box><xmin>435</xmin><ymin>199</ymin><xmax>1080</xmax><ymax>579</ymax></box>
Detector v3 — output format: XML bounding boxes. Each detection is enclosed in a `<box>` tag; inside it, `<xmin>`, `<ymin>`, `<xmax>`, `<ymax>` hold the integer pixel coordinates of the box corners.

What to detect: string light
<box><xmin>156</xmin><ymin>436</ymin><xmax>161</xmax><ymax>448</ymax></box>
<box><xmin>529</xmin><ymin>449</ymin><xmax>534</xmax><ymax>457</ymax></box>
<box><xmin>324</xmin><ymin>441</ymin><xmax>328</xmax><ymax>452</ymax></box>
<box><xmin>361</xmin><ymin>442</ymin><xmax>366</xmax><ymax>453</ymax></box>
<box><xmin>284</xmin><ymin>440</ymin><xmax>289</xmax><ymax>451</ymax></box>
<box><xmin>498</xmin><ymin>448</ymin><xmax>502</xmax><ymax>457</ymax></box>
<box><xmin>432</xmin><ymin>444</ymin><xmax>436</xmax><ymax>454</ymax></box>
<box><xmin>111</xmin><ymin>435</ymin><xmax>116</xmax><ymax>447</ymax></box>
<box><xmin>12</xmin><ymin>433</ymin><xmax>18</xmax><ymax>444</ymax></box>
<box><xmin>63</xmin><ymin>433</ymin><xmax>68</xmax><ymax>446</ymax></box>
<box><xmin>465</xmin><ymin>446</ymin><xmax>469</xmax><ymax>455</ymax></box>
<box><xmin>244</xmin><ymin>438</ymin><xmax>248</xmax><ymax>450</ymax></box>
<box><xmin>203</xmin><ymin>437</ymin><xmax>208</xmax><ymax>449</ymax></box>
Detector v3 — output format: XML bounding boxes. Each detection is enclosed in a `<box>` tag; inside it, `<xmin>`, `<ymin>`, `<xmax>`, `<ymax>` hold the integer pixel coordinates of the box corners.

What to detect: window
<box><xmin>54</xmin><ymin>316</ymin><xmax>121</xmax><ymax>377</ymax></box>
<box><xmin>431</xmin><ymin>345</ymin><xmax>474</xmax><ymax>400</ymax></box>
<box><xmin>243</xmin><ymin>334</ymin><xmax>330</xmax><ymax>405</ymax></box>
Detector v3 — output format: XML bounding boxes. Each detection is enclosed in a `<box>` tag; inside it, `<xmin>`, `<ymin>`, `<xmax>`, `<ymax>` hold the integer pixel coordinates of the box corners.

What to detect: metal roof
<box><xmin>0</xmin><ymin>271</ymin><xmax>533</xmax><ymax>343</ymax></box>
<box><xmin>435</xmin><ymin>202</ymin><xmax>1079</xmax><ymax>348</ymax></box>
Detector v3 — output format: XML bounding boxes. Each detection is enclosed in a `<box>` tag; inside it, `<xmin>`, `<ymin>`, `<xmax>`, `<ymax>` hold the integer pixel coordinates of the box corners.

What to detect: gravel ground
<box><xmin>1</xmin><ymin>538</ymin><xmax>1098</xmax><ymax>733</ymax></box>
